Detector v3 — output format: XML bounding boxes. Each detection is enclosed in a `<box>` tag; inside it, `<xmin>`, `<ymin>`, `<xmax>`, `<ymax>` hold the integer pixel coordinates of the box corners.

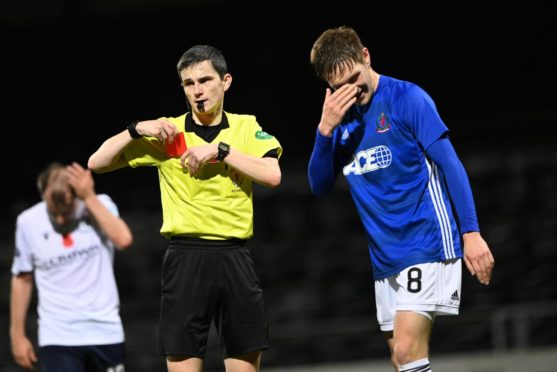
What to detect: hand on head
<box><xmin>66</xmin><ymin>162</ymin><xmax>96</xmax><ymax>201</ymax></box>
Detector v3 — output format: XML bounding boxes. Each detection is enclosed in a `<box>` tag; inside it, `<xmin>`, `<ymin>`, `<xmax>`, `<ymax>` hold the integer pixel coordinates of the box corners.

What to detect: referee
<box><xmin>88</xmin><ymin>45</ymin><xmax>282</xmax><ymax>372</ymax></box>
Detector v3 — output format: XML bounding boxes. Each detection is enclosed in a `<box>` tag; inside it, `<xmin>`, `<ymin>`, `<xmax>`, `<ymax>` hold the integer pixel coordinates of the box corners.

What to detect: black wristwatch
<box><xmin>216</xmin><ymin>142</ymin><xmax>230</xmax><ymax>162</ymax></box>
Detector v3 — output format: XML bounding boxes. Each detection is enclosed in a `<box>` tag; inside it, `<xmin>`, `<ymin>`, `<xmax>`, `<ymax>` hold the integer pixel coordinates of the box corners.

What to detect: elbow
<box><xmin>87</xmin><ymin>155</ymin><xmax>101</xmax><ymax>173</ymax></box>
<box><xmin>114</xmin><ymin>231</ymin><xmax>133</xmax><ymax>251</ymax></box>
<box><xmin>310</xmin><ymin>187</ymin><xmax>329</xmax><ymax>198</ymax></box>
<box><xmin>88</xmin><ymin>154</ymin><xmax>113</xmax><ymax>174</ymax></box>
<box><xmin>307</xmin><ymin>163</ymin><xmax>335</xmax><ymax>197</ymax></box>
<box><xmin>267</xmin><ymin>170</ymin><xmax>282</xmax><ymax>188</ymax></box>
<box><xmin>309</xmin><ymin>179</ymin><xmax>331</xmax><ymax>197</ymax></box>
<box><xmin>257</xmin><ymin>167</ymin><xmax>281</xmax><ymax>188</ymax></box>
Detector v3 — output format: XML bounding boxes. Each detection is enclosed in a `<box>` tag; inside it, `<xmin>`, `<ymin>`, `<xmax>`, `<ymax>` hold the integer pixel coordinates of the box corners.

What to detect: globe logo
<box><xmin>343</xmin><ymin>145</ymin><xmax>393</xmax><ymax>175</ymax></box>
<box><xmin>375</xmin><ymin>145</ymin><xmax>392</xmax><ymax>168</ymax></box>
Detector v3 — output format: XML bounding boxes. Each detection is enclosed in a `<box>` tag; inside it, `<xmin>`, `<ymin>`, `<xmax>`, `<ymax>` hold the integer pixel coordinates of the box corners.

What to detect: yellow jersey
<box><xmin>123</xmin><ymin>112</ymin><xmax>282</xmax><ymax>240</ymax></box>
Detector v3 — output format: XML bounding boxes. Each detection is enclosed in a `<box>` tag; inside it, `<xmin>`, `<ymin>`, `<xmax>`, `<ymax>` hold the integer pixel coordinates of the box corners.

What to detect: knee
<box><xmin>393</xmin><ymin>340</ymin><xmax>419</xmax><ymax>365</ymax></box>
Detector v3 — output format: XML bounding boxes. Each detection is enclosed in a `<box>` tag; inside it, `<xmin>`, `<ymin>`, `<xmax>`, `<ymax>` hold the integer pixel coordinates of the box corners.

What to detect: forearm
<box><xmin>88</xmin><ymin>130</ymin><xmax>133</xmax><ymax>173</ymax></box>
<box><xmin>427</xmin><ymin>138</ymin><xmax>479</xmax><ymax>233</ymax></box>
<box><xmin>10</xmin><ymin>275</ymin><xmax>33</xmax><ymax>340</ymax></box>
<box><xmin>83</xmin><ymin>195</ymin><xmax>133</xmax><ymax>250</ymax></box>
<box><xmin>224</xmin><ymin>150</ymin><xmax>281</xmax><ymax>188</ymax></box>
<box><xmin>308</xmin><ymin>129</ymin><xmax>338</xmax><ymax>196</ymax></box>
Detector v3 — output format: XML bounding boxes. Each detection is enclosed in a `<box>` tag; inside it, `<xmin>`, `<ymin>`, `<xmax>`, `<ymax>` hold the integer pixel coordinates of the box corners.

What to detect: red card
<box><xmin>165</xmin><ymin>132</ymin><xmax>187</xmax><ymax>157</ymax></box>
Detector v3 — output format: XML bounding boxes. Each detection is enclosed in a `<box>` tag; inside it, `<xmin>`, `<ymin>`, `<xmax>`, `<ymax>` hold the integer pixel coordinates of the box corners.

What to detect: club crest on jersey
<box><xmin>255</xmin><ymin>130</ymin><xmax>274</xmax><ymax>140</ymax></box>
<box><xmin>230</xmin><ymin>168</ymin><xmax>243</xmax><ymax>187</ymax></box>
<box><xmin>376</xmin><ymin>113</ymin><xmax>391</xmax><ymax>133</ymax></box>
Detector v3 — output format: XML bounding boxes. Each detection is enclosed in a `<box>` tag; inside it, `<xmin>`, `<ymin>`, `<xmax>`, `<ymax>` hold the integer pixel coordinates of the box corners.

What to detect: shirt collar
<box><xmin>185</xmin><ymin>112</ymin><xmax>230</xmax><ymax>132</ymax></box>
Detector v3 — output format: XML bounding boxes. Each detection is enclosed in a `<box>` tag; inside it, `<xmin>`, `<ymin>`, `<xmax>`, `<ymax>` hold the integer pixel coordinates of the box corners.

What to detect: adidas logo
<box><xmin>451</xmin><ymin>290</ymin><xmax>459</xmax><ymax>301</ymax></box>
<box><xmin>341</xmin><ymin>128</ymin><xmax>349</xmax><ymax>140</ymax></box>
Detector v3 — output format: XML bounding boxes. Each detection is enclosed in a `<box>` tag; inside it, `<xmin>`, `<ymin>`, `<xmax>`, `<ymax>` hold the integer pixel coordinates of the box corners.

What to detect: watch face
<box><xmin>217</xmin><ymin>142</ymin><xmax>230</xmax><ymax>161</ymax></box>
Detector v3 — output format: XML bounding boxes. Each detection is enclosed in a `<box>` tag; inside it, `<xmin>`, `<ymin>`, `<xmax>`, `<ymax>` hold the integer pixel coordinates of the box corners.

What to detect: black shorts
<box><xmin>38</xmin><ymin>343</ymin><xmax>125</xmax><ymax>372</ymax></box>
<box><xmin>158</xmin><ymin>237</ymin><xmax>269</xmax><ymax>358</ymax></box>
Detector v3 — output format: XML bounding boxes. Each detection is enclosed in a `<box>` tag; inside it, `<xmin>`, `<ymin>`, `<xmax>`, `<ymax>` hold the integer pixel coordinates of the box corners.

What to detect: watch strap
<box><xmin>127</xmin><ymin>121</ymin><xmax>142</xmax><ymax>139</ymax></box>
<box><xmin>216</xmin><ymin>142</ymin><xmax>230</xmax><ymax>162</ymax></box>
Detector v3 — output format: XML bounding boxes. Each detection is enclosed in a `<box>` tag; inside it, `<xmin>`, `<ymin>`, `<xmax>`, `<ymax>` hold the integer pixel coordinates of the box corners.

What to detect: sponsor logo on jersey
<box><xmin>255</xmin><ymin>130</ymin><xmax>274</xmax><ymax>140</ymax></box>
<box><xmin>376</xmin><ymin>113</ymin><xmax>391</xmax><ymax>133</ymax></box>
<box><xmin>343</xmin><ymin>145</ymin><xmax>392</xmax><ymax>175</ymax></box>
<box><xmin>451</xmin><ymin>290</ymin><xmax>459</xmax><ymax>301</ymax></box>
<box><xmin>36</xmin><ymin>244</ymin><xmax>101</xmax><ymax>271</ymax></box>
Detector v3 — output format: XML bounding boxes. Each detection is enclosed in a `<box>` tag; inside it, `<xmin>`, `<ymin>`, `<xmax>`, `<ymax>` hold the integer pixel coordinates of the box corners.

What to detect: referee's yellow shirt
<box><xmin>123</xmin><ymin>112</ymin><xmax>282</xmax><ymax>240</ymax></box>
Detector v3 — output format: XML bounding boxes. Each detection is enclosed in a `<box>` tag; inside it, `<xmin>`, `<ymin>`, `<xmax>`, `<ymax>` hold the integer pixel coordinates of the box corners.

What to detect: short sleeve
<box><xmin>124</xmin><ymin>137</ymin><xmax>167</xmax><ymax>167</ymax></box>
<box><xmin>11</xmin><ymin>215</ymin><xmax>34</xmax><ymax>275</ymax></box>
<box><xmin>244</xmin><ymin>119</ymin><xmax>283</xmax><ymax>159</ymax></box>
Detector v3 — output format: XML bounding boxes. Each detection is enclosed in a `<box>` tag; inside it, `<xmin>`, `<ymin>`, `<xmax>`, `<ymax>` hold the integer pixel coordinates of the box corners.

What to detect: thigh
<box><xmin>374</xmin><ymin>276</ymin><xmax>397</xmax><ymax>332</ymax></box>
<box><xmin>166</xmin><ymin>356</ymin><xmax>203</xmax><ymax>372</ymax></box>
<box><xmin>158</xmin><ymin>246</ymin><xmax>217</xmax><ymax>357</ymax></box>
<box><xmin>224</xmin><ymin>350</ymin><xmax>261</xmax><ymax>372</ymax></box>
<box><xmin>39</xmin><ymin>346</ymin><xmax>85</xmax><ymax>372</ymax></box>
<box><xmin>394</xmin><ymin>310</ymin><xmax>433</xmax><ymax>345</ymax></box>
<box><xmin>395</xmin><ymin>258</ymin><xmax>461</xmax><ymax>316</ymax></box>
<box><xmin>218</xmin><ymin>246</ymin><xmax>269</xmax><ymax>357</ymax></box>
<box><xmin>374</xmin><ymin>258</ymin><xmax>461</xmax><ymax>332</ymax></box>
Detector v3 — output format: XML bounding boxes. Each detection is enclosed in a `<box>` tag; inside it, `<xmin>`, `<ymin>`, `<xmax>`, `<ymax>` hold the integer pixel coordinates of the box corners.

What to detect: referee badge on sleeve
<box><xmin>255</xmin><ymin>131</ymin><xmax>273</xmax><ymax>140</ymax></box>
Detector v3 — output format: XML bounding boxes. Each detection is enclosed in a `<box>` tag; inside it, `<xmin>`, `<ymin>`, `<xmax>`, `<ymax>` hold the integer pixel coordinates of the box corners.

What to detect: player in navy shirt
<box><xmin>308</xmin><ymin>26</ymin><xmax>494</xmax><ymax>372</ymax></box>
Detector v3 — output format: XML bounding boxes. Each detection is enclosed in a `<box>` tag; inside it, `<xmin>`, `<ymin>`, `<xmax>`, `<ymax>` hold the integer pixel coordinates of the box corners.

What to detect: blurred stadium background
<box><xmin>1</xmin><ymin>0</ymin><xmax>556</xmax><ymax>371</ymax></box>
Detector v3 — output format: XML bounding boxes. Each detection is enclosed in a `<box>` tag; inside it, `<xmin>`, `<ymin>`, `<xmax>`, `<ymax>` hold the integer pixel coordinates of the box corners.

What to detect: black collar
<box><xmin>185</xmin><ymin>112</ymin><xmax>230</xmax><ymax>143</ymax></box>
<box><xmin>185</xmin><ymin>112</ymin><xmax>230</xmax><ymax>132</ymax></box>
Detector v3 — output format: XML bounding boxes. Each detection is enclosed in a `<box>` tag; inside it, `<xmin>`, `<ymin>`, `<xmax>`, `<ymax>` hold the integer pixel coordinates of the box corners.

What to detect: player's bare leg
<box><xmin>224</xmin><ymin>350</ymin><xmax>261</xmax><ymax>372</ymax></box>
<box><xmin>393</xmin><ymin>311</ymin><xmax>433</xmax><ymax>371</ymax></box>
<box><xmin>383</xmin><ymin>330</ymin><xmax>399</xmax><ymax>372</ymax></box>
<box><xmin>166</xmin><ymin>356</ymin><xmax>203</xmax><ymax>372</ymax></box>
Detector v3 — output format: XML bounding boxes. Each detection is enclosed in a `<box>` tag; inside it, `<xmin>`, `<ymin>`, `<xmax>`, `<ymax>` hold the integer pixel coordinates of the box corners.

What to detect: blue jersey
<box><xmin>309</xmin><ymin>75</ymin><xmax>463</xmax><ymax>279</ymax></box>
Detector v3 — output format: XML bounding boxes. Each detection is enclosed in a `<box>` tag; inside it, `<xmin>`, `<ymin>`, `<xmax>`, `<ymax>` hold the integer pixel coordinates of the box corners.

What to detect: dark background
<box><xmin>1</xmin><ymin>1</ymin><xmax>557</xmax><ymax>371</ymax></box>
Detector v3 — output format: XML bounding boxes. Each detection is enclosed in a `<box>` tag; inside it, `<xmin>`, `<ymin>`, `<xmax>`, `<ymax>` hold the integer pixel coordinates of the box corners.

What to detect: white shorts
<box><xmin>375</xmin><ymin>258</ymin><xmax>461</xmax><ymax>332</ymax></box>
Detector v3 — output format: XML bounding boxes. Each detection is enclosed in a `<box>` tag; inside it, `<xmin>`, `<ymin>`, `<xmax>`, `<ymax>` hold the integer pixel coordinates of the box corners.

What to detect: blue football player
<box><xmin>308</xmin><ymin>26</ymin><xmax>495</xmax><ymax>372</ymax></box>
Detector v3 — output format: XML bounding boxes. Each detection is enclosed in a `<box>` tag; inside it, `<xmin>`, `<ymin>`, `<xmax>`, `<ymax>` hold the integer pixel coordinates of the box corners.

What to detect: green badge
<box><xmin>255</xmin><ymin>130</ymin><xmax>274</xmax><ymax>140</ymax></box>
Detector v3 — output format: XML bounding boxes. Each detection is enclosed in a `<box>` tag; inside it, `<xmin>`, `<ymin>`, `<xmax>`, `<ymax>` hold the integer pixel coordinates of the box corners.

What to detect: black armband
<box><xmin>127</xmin><ymin>121</ymin><xmax>142</xmax><ymax>139</ymax></box>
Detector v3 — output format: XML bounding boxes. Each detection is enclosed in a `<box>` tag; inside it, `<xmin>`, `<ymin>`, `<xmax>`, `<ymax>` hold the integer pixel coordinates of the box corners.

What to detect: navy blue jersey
<box><xmin>309</xmin><ymin>76</ymin><xmax>463</xmax><ymax>279</ymax></box>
